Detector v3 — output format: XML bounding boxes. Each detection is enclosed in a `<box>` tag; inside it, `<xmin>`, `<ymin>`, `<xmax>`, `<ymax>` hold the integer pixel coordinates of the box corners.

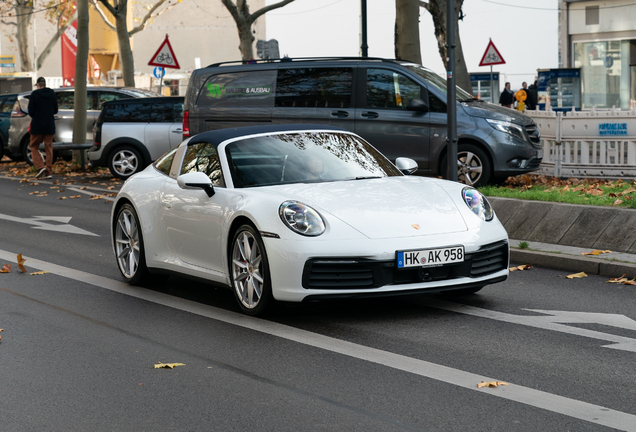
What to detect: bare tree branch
<box><xmin>419</xmin><ymin>1</ymin><xmax>430</xmax><ymax>12</ymax></box>
<box><xmin>250</xmin><ymin>0</ymin><xmax>295</xmax><ymax>22</ymax></box>
<box><xmin>37</xmin><ymin>9</ymin><xmax>78</xmax><ymax>70</ymax></box>
<box><xmin>129</xmin><ymin>0</ymin><xmax>178</xmax><ymax>36</ymax></box>
<box><xmin>0</xmin><ymin>20</ymin><xmax>18</xmax><ymax>27</ymax></box>
<box><xmin>95</xmin><ymin>0</ymin><xmax>118</xmax><ymax>17</ymax></box>
<box><xmin>90</xmin><ymin>0</ymin><xmax>117</xmax><ymax>30</ymax></box>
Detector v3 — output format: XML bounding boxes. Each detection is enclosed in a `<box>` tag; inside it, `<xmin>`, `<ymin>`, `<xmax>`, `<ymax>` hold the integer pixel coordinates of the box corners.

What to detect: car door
<box><xmin>53</xmin><ymin>91</ymin><xmax>77</xmax><ymax>143</ymax></box>
<box><xmin>272</xmin><ymin>67</ymin><xmax>356</xmax><ymax>131</ymax></box>
<box><xmin>354</xmin><ymin>67</ymin><xmax>431</xmax><ymax>171</ymax></box>
<box><xmin>169</xmin><ymin>99</ymin><xmax>184</xmax><ymax>148</ymax></box>
<box><xmin>160</xmin><ymin>141</ymin><xmax>230</xmax><ymax>278</ymax></box>
<box><xmin>145</xmin><ymin>101</ymin><xmax>175</xmax><ymax>161</ymax></box>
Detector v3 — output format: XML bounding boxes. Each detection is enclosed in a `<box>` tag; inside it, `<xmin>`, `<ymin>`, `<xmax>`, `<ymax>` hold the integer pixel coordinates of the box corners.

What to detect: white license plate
<box><xmin>397</xmin><ymin>246</ymin><xmax>464</xmax><ymax>269</ymax></box>
<box><xmin>537</xmin><ymin>148</ymin><xmax>544</xmax><ymax>159</ymax></box>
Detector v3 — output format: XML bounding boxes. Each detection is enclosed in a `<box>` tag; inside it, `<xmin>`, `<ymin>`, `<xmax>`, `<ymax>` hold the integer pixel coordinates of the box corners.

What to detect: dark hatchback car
<box><xmin>183</xmin><ymin>57</ymin><xmax>542</xmax><ymax>186</ymax></box>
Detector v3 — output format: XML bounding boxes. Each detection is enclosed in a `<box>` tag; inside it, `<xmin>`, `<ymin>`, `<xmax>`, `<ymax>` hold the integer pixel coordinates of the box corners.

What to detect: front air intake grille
<box><xmin>470</xmin><ymin>241</ymin><xmax>509</xmax><ymax>277</ymax></box>
<box><xmin>526</xmin><ymin>158</ymin><xmax>542</xmax><ymax>169</ymax></box>
<box><xmin>525</xmin><ymin>124</ymin><xmax>541</xmax><ymax>147</ymax></box>
<box><xmin>302</xmin><ymin>241</ymin><xmax>509</xmax><ymax>290</ymax></box>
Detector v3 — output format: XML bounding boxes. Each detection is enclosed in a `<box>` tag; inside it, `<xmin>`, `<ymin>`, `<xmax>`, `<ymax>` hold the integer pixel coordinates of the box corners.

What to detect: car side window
<box><xmin>427</xmin><ymin>92</ymin><xmax>447</xmax><ymax>113</ymax></box>
<box><xmin>365</xmin><ymin>69</ymin><xmax>422</xmax><ymax>109</ymax></box>
<box><xmin>0</xmin><ymin>96</ymin><xmax>15</xmax><ymax>113</ymax></box>
<box><xmin>275</xmin><ymin>68</ymin><xmax>353</xmax><ymax>108</ymax></box>
<box><xmin>173</xmin><ymin>101</ymin><xmax>184</xmax><ymax>121</ymax></box>
<box><xmin>57</xmin><ymin>92</ymin><xmax>74</xmax><ymax>109</ymax></box>
<box><xmin>154</xmin><ymin>147</ymin><xmax>178</xmax><ymax>176</ymax></box>
<box><xmin>97</xmin><ymin>92</ymin><xmax>128</xmax><ymax>110</ymax></box>
<box><xmin>104</xmin><ymin>102</ymin><xmax>151</xmax><ymax>122</ymax></box>
<box><xmin>180</xmin><ymin>143</ymin><xmax>225</xmax><ymax>187</ymax></box>
<box><xmin>151</xmin><ymin>102</ymin><xmax>173</xmax><ymax>122</ymax></box>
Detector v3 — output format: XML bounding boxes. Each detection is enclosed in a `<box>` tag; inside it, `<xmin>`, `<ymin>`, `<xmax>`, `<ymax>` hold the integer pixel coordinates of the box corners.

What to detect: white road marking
<box><xmin>427</xmin><ymin>299</ymin><xmax>636</xmax><ymax>352</ymax></box>
<box><xmin>0</xmin><ymin>213</ymin><xmax>99</xmax><ymax>236</ymax></box>
<box><xmin>0</xmin><ymin>248</ymin><xmax>635</xmax><ymax>431</ymax></box>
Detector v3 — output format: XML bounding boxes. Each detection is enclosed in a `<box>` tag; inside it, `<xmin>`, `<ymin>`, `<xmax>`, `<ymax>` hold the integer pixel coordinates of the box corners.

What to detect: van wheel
<box><xmin>109</xmin><ymin>146</ymin><xmax>143</xmax><ymax>179</ymax></box>
<box><xmin>441</xmin><ymin>144</ymin><xmax>492</xmax><ymax>187</ymax></box>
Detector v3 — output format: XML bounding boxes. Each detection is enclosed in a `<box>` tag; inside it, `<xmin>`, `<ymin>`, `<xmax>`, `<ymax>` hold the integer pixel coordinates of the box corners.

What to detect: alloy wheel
<box><xmin>112</xmin><ymin>150</ymin><xmax>139</xmax><ymax>177</ymax></box>
<box><xmin>457</xmin><ymin>151</ymin><xmax>483</xmax><ymax>186</ymax></box>
<box><xmin>115</xmin><ymin>208</ymin><xmax>140</xmax><ymax>278</ymax></box>
<box><xmin>232</xmin><ymin>230</ymin><xmax>265</xmax><ymax>310</ymax></box>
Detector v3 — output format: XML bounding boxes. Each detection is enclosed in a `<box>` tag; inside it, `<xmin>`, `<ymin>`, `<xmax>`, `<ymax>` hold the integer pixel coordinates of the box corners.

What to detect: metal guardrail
<box><xmin>526</xmin><ymin>108</ymin><xmax>636</xmax><ymax>179</ymax></box>
<box><xmin>38</xmin><ymin>142</ymin><xmax>93</xmax><ymax>171</ymax></box>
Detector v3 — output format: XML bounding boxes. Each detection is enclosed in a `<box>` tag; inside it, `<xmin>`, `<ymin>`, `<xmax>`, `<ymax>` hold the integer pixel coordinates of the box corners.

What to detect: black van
<box><xmin>183</xmin><ymin>57</ymin><xmax>542</xmax><ymax>186</ymax></box>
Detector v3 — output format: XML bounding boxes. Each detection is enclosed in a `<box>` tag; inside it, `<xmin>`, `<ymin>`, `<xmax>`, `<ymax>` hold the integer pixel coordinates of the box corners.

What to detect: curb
<box><xmin>510</xmin><ymin>249</ymin><xmax>636</xmax><ymax>278</ymax></box>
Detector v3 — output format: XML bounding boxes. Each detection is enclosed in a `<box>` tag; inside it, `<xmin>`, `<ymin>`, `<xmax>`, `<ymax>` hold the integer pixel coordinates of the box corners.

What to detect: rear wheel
<box><xmin>109</xmin><ymin>145</ymin><xmax>143</xmax><ymax>179</ymax></box>
<box><xmin>230</xmin><ymin>225</ymin><xmax>274</xmax><ymax>316</ymax></box>
<box><xmin>441</xmin><ymin>144</ymin><xmax>492</xmax><ymax>187</ymax></box>
<box><xmin>114</xmin><ymin>203</ymin><xmax>150</xmax><ymax>285</ymax></box>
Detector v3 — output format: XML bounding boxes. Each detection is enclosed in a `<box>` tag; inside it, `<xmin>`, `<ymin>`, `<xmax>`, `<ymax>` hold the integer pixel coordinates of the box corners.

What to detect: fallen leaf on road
<box><xmin>154</xmin><ymin>362</ymin><xmax>185</xmax><ymax>369</ymax></box>
<box><xmin>477</xmin><ymin>381</ymin><xmax>509</xmax><ymax>388</ymax></box>
<box><xmin>79</xmin><ymin>186</ymin><xmax>89</xmax><ymax>190</ymax></box>
<box><xmin>607</xmin><ymin>275</ymin><xmax>627</xmax><ymax>283</ymax></box>
<box><xmin>70</xmin><ymin>195</ymin><xmax>81</xmax><ymax>199</ymax></box>
<box><xmin>17</xmin><ymin>254</ymin><xmax>26</xmax><ymax>272</ymax></box>
<box><xmin>30</xmin><ymin>271</ymin><xmax>49</xmax><ymax>275</ymax></box>
<box><xmin>509</xmin><ymin>264</ymin><xmax>532</xmax><ymax>271</ymax></box>
<box><xmin>58</xmin><ymin>197</ymin><xmax>67</xmax><ymax>200</ymax></box>
<box><xmin>105</xmin><ymin>200</ymin><xmax>112</xmax><ymax>204</ymax></box>
<box><xmin>107</xmin><ymin>186</ymin><xmax>115</xmax><ymax>190</ymax></box>
<box><xmin>28</xmin><ymin>191</ymin><xmax>39</xmax><ymax>195</ymax></box>
<box><xmin>612</xmin><ymin>199</ymin><xmax>623</xmax><ymax>206</ymax></box>
<box><xmin>1</xmin><ymin>263</ymin><xmax>11</xmax><ymax>273</ymax></box>
<box><xmin>0</xmin><ymin>328</ymin><xmax>3</xmax><ymax>342</ymax></box>
<box><xmin>563</xmin><ymin>272</ymin><xmax>588</xmax><ymax>279</ymax></box>
<box><xmin>581</xmin><ymin>250</ymin><xmax>611</xmax><ymax>256</ymax></box>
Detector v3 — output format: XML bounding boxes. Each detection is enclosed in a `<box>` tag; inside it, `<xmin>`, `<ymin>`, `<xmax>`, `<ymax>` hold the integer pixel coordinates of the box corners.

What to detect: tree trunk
<box><xmin>421</xmin><ymin>0</ymin><xmax>471</xmax><ymax>94</ymax></box>
<box><xmin>238</xmin><ymin>19</ymin><xmax>255</xmax><ymax>60</ymax></box>
<box><xmin>115</xmin><ymin>7</ymin><xmax>135</xmax><ymax>87</ymax></box>
<box><xmin>395</xmin><ymin>0</ymin><xmax>421</xmax><ymax>64</ymax></box>
<box><xmin>73</xmin><ymin>0</ymin><xmax>89</xmax><ymax>156</ymax></box>
<box><xmin>15</xmin><ymin>2</ymin><xmax>33</xmax><ymax>72</ymax></box>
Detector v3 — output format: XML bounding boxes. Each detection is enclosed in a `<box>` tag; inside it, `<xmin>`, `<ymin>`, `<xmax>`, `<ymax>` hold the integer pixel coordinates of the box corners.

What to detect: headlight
<box><xmin>486</xmin><ymin>118</ymin><xmax>526</xmax><ymax>142</ymax></box>
<box><xmin>279</xmin><ymin>201</ymin><xmax>325</xmax><ymax>236</ymax></box>
<box><xmin>462</xmin><ymin>187</ymin><xmax>493</xmax><ymax>221</ymax></box>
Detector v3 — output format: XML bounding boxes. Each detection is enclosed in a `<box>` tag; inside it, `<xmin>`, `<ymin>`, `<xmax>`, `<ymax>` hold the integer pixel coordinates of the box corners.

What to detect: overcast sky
<box><xmin>265</xmin><ymin>0</ymin><xmax>559</xmax><ymax>90</ymax></box>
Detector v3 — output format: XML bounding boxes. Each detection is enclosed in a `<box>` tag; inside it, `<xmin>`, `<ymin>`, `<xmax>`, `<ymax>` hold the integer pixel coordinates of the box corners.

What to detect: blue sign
<box><xmin>599</xmin><ymin>123</ymin><xmax>627</xmax><ymax>136</ymax></box>
<box><xmin>470</xmin><ymin>73</ymin><xmax>499</xmax><ymax>82</ymax></box>
<box><xmin>604</xmin><ymin>56</ymin><xmax>614</xmax><ymax>68</ymax></box>
<box><xmin>153</xmin><ymin>67</ymin><xmax>165</xmax><ymax>79</ymax></box>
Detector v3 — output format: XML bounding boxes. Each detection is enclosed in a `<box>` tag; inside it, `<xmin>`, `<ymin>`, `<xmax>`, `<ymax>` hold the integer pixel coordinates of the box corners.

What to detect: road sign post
<box><xmin>148</xmin><ymin>35</ymin><xmax>180</xmax><ymax>94</ymax></box>
<box><xmin>479</xmin><ymin>39</ymin><xmax>506</xmax><ymax>105</ymax></box>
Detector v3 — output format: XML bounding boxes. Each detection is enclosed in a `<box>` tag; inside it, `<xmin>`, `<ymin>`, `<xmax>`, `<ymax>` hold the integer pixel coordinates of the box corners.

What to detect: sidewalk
<box><xmin>490</xmin><ymin>197</ymin><xmax>636</xmax><ymax>278</ymax></box>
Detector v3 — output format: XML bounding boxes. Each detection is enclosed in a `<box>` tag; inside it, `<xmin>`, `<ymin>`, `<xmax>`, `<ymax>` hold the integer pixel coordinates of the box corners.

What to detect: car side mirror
<box><xmin>406</xmin><ymin>98</ymin><xmax>429</xmax><ymax>113</ymax></box>
<box><xmin>395</xmin><ymin>157</ymin><xmax>418</xmax><ymax>175</ymax></box>
<box><xmin>177</xmin><ymin>172</ymin><xmax>215</xmax><ymax>197</ymax></box>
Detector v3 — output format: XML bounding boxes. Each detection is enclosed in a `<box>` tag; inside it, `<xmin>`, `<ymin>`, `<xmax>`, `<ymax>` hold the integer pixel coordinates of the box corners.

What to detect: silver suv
<box><xmin>88</xmin><ymin>96</ymin><xmax>184</xmax><ymax>179</ymax></box>
<box><xmin>7</xmin><ymin>87</ymin><xmax>159</xmax><ymax>165</ymax></box>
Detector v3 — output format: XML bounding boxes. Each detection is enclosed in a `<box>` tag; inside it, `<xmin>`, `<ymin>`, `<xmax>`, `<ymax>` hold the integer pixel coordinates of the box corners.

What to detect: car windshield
<box><xmin>225</xmin><ymin>131</ymin><xmax>402</xmax><ymax>188</ymax></box>
<box><xmin>401</xmin><ymin>63</ymin><xmax>475</xmax><ymax>102</ymax></box>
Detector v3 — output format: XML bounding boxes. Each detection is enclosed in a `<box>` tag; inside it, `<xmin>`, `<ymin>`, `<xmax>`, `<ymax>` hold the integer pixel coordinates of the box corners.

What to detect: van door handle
<box><xmin>330</xmin><ymin>110</ymin><xmax>349</xmax><ymax>118</ymax></box>
<box><xmin>172</xmin><ymin>129</ymin><xmax>183</xmax><ymax>133</ymax></box>
<box><xmin>361</xmin><ymin>111</ymin><xmax>379</xmax><ymax>119</ymax></box>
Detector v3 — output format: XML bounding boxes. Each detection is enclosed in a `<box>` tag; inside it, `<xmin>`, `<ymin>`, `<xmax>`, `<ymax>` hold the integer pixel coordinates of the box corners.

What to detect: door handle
<box><xmin>330</xmin><ymin>110</ymin><xmax>349</xmax><ymax>118</ymax></box>
<box><xmin>171</xmin><ymin>129</ymin><xmax>183</xmax><ymax>133</ymax></box>
<box><xmin>162</xmin><ymin>201</ymin><xmax>173</xmax><ymax>209</ymax></box>
<box><xmin>361</xmin><ymin>111</ymin><xmax>379</xmax><ymax>119</ymax></box>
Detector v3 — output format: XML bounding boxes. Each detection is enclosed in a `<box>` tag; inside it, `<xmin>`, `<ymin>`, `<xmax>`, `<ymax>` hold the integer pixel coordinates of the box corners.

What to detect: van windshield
<box><xmin>401</xmin><ymin>63</ymin><xmax>475</xmax><ymax>102</ymax></box>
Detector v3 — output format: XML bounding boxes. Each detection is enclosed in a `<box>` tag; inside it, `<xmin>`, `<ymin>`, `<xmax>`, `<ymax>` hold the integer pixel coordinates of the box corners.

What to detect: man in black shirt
<box><xmin>499</xmin><ymin>82</ymin><xmax>514</xmax><ymax>108</ymax></box>
<box><xmin>29</xmin><ymin>77</ymin><xmax>58</xmax><ymax>179</ymax></box>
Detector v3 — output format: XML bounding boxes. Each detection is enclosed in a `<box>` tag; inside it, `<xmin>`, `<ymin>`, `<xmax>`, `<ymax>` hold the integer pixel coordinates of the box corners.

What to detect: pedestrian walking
<box><xmin>526</xmin><ymin>80</ymin><xmax>538</xmax><ymax>110</ymax></box>
<box><xmin>29</xmin><ymin>77</ymin><xmax>58</xmax><ymax>179</ymax></box>
<box><xmin>499</xmin><ymin>82</ymin><xmax>514</xmax><ymax>108</ymax></box>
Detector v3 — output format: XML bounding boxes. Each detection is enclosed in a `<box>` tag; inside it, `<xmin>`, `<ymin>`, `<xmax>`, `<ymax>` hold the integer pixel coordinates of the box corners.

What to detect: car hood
<box><xmin>461</xmin><ymin>100</ymin><xmax>533</xmax><ymax>126</ymax></box>
<box><xmin>264</xmin><ymin>177</ymin><xmax>468</xmax><ymax>239</ymax></box>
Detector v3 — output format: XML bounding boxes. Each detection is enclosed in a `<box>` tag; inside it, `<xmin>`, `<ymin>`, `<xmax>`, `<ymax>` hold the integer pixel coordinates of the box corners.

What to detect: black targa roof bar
<box><xmin>205</xmin><ymin>57</ymin><xmax>409</xmax><ymax>68</ymax></box>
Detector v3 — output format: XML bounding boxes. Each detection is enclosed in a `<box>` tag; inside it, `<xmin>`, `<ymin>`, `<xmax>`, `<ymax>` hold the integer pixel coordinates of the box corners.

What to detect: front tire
<box><xmin>114</xmin><ymin>203</ymin><xmax>150</xmax><ymax>285</ymax></box>
<box><xmin>109</xmin><ymin>145</ymin><xmax>143</xmax><ymax>179</ymax></box>
<box><xmin>441</xmin><ymin>144</ymin><xmax>492</xmax><ymax>187</ymax></box>
<box><xmin>230</xmin><ymin>225</ymin><xmax>273</xmax><ymax>316</ymax></box>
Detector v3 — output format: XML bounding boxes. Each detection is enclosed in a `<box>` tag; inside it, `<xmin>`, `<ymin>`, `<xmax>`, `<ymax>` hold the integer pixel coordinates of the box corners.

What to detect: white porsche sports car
<box><xmin>111</xmin><ymin>124</ymin><xmax>509</xmax><ymax>315</ymax></box>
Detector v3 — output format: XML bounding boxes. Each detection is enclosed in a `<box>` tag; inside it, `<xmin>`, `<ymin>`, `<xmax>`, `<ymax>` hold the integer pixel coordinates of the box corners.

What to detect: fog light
<box><xmin>509</xmin><ymin>158</ymin><xmax>520</xmax><ymax>167</ymax></box>
<box><xmin>519</xmin><ymin>159</ymin><xmax>529</xmax><ymax>168</ymax></box>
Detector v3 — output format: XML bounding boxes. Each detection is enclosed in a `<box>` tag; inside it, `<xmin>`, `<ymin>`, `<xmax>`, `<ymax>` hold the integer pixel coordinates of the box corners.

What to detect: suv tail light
<box><xmin>11</xmin><ymin>101</ymin><xmax>26</xmax><ymax>117</ymax></box>
<box><xmin>93</xmin><ymin>123</ymin><xmax>101</xmax><ymax>149</ymax></box>
<box><xmin>183</xmin><ymin>110</ymin><xmax>190</xmax><ymax>138</ymax></box>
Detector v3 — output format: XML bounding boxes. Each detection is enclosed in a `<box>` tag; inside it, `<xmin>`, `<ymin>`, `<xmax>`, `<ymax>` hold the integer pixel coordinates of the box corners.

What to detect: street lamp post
<box><xmin>446</xmin><ymin>0</ymin><xmax>458</xmax><ymax>182</ymax></box>
<box><xmin>360</xmin><ymin>0</ymin><xmax>368</xmax><ymax>57</ymax></box>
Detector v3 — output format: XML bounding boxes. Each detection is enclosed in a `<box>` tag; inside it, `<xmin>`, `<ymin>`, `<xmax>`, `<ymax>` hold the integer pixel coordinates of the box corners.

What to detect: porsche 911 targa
<box><xmin>111</xmin><ymin>124</ymin><xmax>509</xmax><ymax>315</ymax></box>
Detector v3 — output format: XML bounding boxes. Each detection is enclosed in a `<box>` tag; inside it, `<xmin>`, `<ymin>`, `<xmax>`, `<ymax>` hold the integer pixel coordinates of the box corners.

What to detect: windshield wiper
<box><xmin>459</xmin><ymin>97</ymin><xmax>481</xmax><ymax>102</ymax></box>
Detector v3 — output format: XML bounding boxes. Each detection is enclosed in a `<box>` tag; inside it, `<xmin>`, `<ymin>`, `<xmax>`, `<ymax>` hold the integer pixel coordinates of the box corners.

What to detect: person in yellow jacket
<box><xmin>515</xmin><ymin>84</ymin><xmax>527</xmax><ymax>111</ymax></box>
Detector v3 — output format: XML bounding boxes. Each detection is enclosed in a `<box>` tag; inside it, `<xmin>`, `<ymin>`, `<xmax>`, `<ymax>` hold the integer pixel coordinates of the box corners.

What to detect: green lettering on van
<box><xmin>206</xmin><ymin>83</ymin><xmax>225</xmax><ymax>98</ymax></box>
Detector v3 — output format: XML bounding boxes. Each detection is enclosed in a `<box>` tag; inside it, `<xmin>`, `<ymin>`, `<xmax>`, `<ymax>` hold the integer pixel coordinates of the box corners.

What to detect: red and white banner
<box><xmin>61</xmin><ymin>19</ymin><xmax>78</xmax><ymax>87</ymax></box>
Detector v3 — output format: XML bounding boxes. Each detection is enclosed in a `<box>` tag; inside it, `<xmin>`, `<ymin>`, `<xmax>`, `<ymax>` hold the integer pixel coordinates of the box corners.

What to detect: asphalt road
<box><xmin>1</xmin><ymin>172</ymin><xmax>636</xmax><ymax>432</ymax></box>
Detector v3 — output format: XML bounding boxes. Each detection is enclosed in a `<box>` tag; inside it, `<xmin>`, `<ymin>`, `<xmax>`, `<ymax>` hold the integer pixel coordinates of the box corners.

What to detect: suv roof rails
<box><xmin>205</xmin><ymin>57</ymin><xmax>407</xmax><ymax>68</ymax></box>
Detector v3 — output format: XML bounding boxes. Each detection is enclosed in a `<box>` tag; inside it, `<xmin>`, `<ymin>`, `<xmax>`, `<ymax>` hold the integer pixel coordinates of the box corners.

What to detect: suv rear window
<box><xmin>275</xmin><ymin>68</ymin><xmax>353</xmax><ymax>108</ymax></box>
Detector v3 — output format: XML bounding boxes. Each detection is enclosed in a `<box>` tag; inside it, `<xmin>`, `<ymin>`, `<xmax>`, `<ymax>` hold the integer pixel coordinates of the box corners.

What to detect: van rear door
<box><xmin>272</xmin><ymin>67</ymin><xmax>355</xmax><ymax>131</ymax></box>
<box><xmin>353</xmin><ymin>67</ymin><xmax>431</xmax><ymax>172</ymax></box>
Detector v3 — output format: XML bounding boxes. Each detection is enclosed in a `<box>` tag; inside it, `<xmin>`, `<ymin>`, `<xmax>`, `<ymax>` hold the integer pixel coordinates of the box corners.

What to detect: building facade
<box><xmin>559</xmin><ymin>0</ymin><xmax>636</xmax><ymax>110</ymax></box>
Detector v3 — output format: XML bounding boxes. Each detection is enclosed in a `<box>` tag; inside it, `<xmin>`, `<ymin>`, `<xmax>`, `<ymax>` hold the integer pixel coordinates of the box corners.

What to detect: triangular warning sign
<box><xmin>479</xmin><ymin>40</ymin><xmax>505</xmax><ymax>67</ymax></box>
<box><xmin>148</xmin><ymin>35</ymin><xmax>180</xmax><ymax>69</ymax></box>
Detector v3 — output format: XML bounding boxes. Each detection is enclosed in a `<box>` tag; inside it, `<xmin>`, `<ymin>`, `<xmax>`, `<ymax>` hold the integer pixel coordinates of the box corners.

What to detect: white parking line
<box><xmin>1</xmin><ymin>248</ymin><xmax>634</xmax><ymax>431</ymax></box>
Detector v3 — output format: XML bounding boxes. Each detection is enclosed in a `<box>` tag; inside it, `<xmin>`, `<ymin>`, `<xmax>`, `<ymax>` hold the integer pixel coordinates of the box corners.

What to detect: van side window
<box><xmin>196</xmin><ymin>70</ymin><xmax>276</xmax><ymax>108</ymax></box>
<box><xmin>104</xmin><ymin>102</ymin><xmax>151</xmax><ymax>122</ymax></box>
<box><xmin>180</xmin><ymin>142</ymin><xmax>225</xmax><ymax>187</ymax></box>
<box><xmin>365</xmin><ymin>69</ymin><xmax>422</xmax><ymax>109</ymax></box>
<box><xmin>427</xmin><ymin>93</ymin><xmax>447</xmax><ymax>113</ymax></box>
<box><xmin>275</xmin><ymin>68</ymin><xmax>353</xmax><ymax>108</ymax></box>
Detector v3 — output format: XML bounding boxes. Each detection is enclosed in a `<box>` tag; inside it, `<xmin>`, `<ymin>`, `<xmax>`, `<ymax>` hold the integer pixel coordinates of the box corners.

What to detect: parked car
<box><xmin>112</xmin><ymin>124</ymin><xmax>509</xmax><ymax>316</ymax></box>
<box><xmin>0</xmin><ymin>93</ymin><xmax>18</xmax><ymax>161</ymax></box>
<box><xmin>7</xmin><ymin>87</ymin><xmax>159</xmax><ymax>165</ymax></box>
<box><xmin>88</xmin><ymin>96</ymin><xmax>184</xmax><ymax>179</ymax></box>
<box><xmin>183</xmin><ymin>58</ymin><xmax>543</xmax><ymax>187</ymax></box>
